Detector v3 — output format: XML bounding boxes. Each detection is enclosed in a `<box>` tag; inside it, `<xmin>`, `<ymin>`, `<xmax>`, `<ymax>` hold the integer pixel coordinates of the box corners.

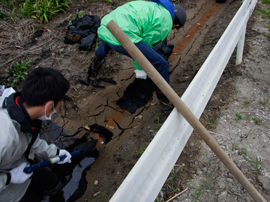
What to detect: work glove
<box><xmin>135</xmin><ymin>69</ymin><xmax>147</xmax><ymax>80</ymax></box>
<box><xmin>57</xmin><ymin>149</ymin><xmax>72</xmax><ymax>164</ymax></box>
<box><xmin>10</xmin><ymin>162</ymin><xmax>33</xmax><ymax>184</ymax></box>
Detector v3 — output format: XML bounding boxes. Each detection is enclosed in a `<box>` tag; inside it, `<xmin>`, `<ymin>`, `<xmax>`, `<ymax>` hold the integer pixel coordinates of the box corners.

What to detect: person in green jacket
<box><xmin>90</xmin><ymin>0</ymin><xmax>187</xmax><ymax>110</ymax></box>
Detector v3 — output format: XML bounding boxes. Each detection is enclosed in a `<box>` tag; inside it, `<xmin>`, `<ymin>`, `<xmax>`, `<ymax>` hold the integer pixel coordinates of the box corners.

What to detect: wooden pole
<box><xmin>106</xmin><ymin>20</ymin><xmax>266</xmax><ymax>202</ymax></box>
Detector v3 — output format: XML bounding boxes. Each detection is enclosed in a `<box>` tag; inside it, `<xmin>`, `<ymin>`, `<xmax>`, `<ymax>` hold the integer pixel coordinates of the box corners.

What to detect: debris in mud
<box><xmin>79</xmin><ymin>33</ymin><xmax>96</xmax><ymax>51</ymax></box>
<box><xmin>90</xmin><ymin>123</ymin><xmax>113</xmax><ymax>144</ymax></box>
<box><xmin>79</xmin><ymin>67</ymin><xmax>117</xmax><ymax>88</ymax></box>
<box><xmin>64</xmin><ymin>15</ymin><xmax>101</xmax><ymax>51</ymax></box>
<box><xmin>117</xmin><ymin>77</ymin><xmax>155</xmax><ymax>114</ymax></box>
<box><xmin>39</xmin><ymin>122</ymin><xmax>114</xmax><ymax>201</ymax></box>
<box><xmin>90</xmin><ymin>79</ymin><xmax>105</xmax><ymax>88</ymax></box>
<box><xmin>23</xmin><ymin>30</ymin><xmax>44</xmax><ymax>49</ymax></box>
<box><xmin>56</xmin><ymin>20</ymin><xmax>69</xmax><ymax>28</ymax></box>
<box><xmin>41</xmin><ymin>48</ymin><xmax>52</xmax><ymax>59</ymax></box>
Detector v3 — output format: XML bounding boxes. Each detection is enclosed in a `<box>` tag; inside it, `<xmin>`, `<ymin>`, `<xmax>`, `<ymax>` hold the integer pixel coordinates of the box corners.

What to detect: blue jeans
<box><xmin>95</xmin><ymin>39</ymin><xmax>170</xmax><ymax>91</ymax></box>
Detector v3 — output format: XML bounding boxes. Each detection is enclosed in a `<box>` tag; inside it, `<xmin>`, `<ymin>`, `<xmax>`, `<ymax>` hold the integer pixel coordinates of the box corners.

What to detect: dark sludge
<box><xmin>117</xmin><ymin>77</ymin><xmax>155</xmax><ymax>114</ymax></box>
<box><xmin>39</xmin><ymin>122</ymin><xmax>113</xmax><ymax>201</ymax></box>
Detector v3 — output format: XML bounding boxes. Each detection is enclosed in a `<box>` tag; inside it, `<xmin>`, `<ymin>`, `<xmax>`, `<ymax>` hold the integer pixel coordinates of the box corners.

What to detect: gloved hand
<box><xmin>57</xmin><ymin>149</ymin><xmax>72</xmax><ymax>164</ymax></box>
<box><xmin>10</xmin><ymin>162</ymin><xmax>33</xmax><ymax>184</ymax></box>
<box><xmin>135</xmin><ymin>69</ymin><xmax>147</xmax><ymax>80</ymax></box>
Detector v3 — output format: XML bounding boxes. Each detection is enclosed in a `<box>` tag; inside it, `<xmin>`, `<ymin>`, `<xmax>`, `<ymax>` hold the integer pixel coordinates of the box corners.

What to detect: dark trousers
<box><xmin>19</xmin><ymin>167</ymin><xmax>59</xmax><ymax>202</ymax></box>
<box><xmin>95</xmin><ymin>39</ymin><xmax>170</xmax><ymax>91</ymax></box>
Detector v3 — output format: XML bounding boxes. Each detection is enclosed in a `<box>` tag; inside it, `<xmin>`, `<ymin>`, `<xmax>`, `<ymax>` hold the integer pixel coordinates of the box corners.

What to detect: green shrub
<box><xmin>3</xmin><ymin>61</ymin><xmax>31</xmax><ymax>87</ymax></box>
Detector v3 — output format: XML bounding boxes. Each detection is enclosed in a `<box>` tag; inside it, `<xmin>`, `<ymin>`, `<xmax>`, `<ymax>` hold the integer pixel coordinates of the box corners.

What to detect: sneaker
<box><xmin>155</xmin><ymin>91</ymin><xmax>174</xmax><ymax>110</ymax></box>
<box><xmin>45</xmin><ymin>175</ymin><xmax>72</xmax><ymax>195</ymax></box>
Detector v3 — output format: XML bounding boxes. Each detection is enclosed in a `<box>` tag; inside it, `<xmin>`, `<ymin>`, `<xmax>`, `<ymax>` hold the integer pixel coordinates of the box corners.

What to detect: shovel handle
<box><xmin>23</xmin><ymin>151</ymin><xmax>81</xmax><ymax>173</ymax></box>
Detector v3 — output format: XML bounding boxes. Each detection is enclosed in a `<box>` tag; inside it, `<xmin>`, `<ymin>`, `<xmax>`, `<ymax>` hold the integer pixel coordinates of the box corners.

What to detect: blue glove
<box><xmin>57</xmin><ymin>149</ymin><xmax>72</xmax><ymax>164</ymax></box>
<box><xmin>10</xmin><ymin>162</ymin><xmax>33</xmax><ymax>184</ymax></box>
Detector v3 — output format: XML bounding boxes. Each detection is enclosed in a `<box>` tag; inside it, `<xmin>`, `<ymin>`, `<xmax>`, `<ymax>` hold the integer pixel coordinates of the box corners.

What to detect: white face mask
<box><xmin>37</xmin><ymin>102</ymin><xmax>56</xmax><ymax>121</ymax></box>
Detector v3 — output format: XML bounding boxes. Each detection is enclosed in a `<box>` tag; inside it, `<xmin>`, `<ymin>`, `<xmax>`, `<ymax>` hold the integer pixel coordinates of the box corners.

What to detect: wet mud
<box><xmin>116</xmin><ymin>78</ymin><xmax>155</xmax><ymax>114</ymax></box>
<box><xmin>40</xmin><ymin>121</ymin><xmax>113</xmax><ymax>201</ymax></box>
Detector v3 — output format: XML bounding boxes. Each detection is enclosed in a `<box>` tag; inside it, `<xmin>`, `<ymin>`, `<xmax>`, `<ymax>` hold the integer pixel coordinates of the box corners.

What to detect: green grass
<box><xmin>1</xmin><ymin>0</ymin><xmax>70</xmax><ymax>23</ymax></box>
<box><xmin>1</xmin><ymin>0</ymin><xmax>16</xmax><ymax>10</ymax></box>
<box><xmin>0</xmin><ymin>9</ymin><xmax>9</xmax><ymax>20</ymax></box>
<box><xmin>259</xmin><ymin>7</ymin><xmax>270</xmax><ymax>19</ymax></box>
<box><xmin>252</xmin><ymin>117</ymin><xmax>262</xmax><ymax>125</ymax></box>
<box><xmin>116</xmin><ymin>53</ymin><xmax>121</xmax><ymax>60</ymax></box>
<box><xmin>202</xmin><ymin>116</ymin><xmax>216</xmax><ymax>129</ymax></box>
<box><xmin>262</xmin><ymin>0</ymin><xmax>270</xmax><ymax>4</ymax></box>
<box><xmin>136</xmin><ymin>147</ymin><xmax>145</xmax><ymax>155</ymax></box>
<box><xmin>154</xmin><ymin>117</ymin><xmax>162</xmax><ymax>126</ymax></box>
<box><xmin>238</xmin><ymin>147</ymin><xmax>248</xmax><ymax>155</ymax></box>
<box><xmin>231</xmin><ymin>141</ymin><xmax>239</xmax><ymax>151</ymax></box>
<box><xmin>259</xmin><ymin>98</ymin><xmax>269</xmax><ymax>105</ymax></box>
<box><xmin>244</xmin><ymin>100</ymin><xmax>250</xmax><ymax>104</ymax></box>
<box><xmin>235</xmin><ymin>112</ymin><xmax>244</xmax><ymax>122</ymax></box>
<box><xmin>200</xmin><ymin>58</ymin><xmax>206</xmax><ymax>63</ymax></box>
<box><xmin>3</xmin><ymin>60</ymin><xmax>31</xmax><ymax>88</ymax></box>
<box><xmin>189</xmin><ymin>152</ymin><xmax>212</xmax><ymax>200</ymax></box>
<box><xmin>246</xmin><ymin>156</ymin><xmax>262</xmax><ymax>174</ymax></box>
<box><xmin>256</xmin><ymin>1</ymin><xmax>270</xmax><ymax>37</ymax></box>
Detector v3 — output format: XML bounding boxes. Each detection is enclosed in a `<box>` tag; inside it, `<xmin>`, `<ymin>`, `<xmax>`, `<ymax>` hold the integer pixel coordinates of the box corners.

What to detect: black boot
<box><xmin>91</xmin><ymin>56</ymin><xmax>105</xmax><ymax>71</ymax></box>
<box><xmin>155</xmin><ymin>91</ymin><xmax>174</xmax><ymax>110</ymax></box>
<box><xmin>45</xmin><ymin>175</ymin><xmax>72</xmax><ymax>195</ymax></box>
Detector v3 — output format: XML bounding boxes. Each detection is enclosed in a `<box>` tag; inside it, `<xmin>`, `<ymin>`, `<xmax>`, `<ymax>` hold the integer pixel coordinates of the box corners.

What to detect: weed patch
<box><xmin>136</xmin><ymin>147</ymin><xmax>145</xmax><ymax>156</ymax></box>
<box><xmin>235</xmin><ymin>112</ymin><xmax>244</xmax><ymax>122</ymax></box>
<box><xmin>252</xmin><ymin>117</ymin><xmax>262</xmax><ymax>125</ymax></box>
<box><xmin>189</xmin><ymin>152</ymin><xmax>212</xmax><ymax>200</ymax></box>
<box><xmin>202</xmin><ymin>116</ymin><xmax>216</xmax><ymax>129</ymax></box>
<box><xmin>259</xmin><ymin>98</ymin><xmax>269</xmax><ymax>105</ymax></box>
<box><xmin>3</xmin><ymin>60</ymin><xmax>31</xmax><ymax>88</ymax></box>
<box><xmin>2</xmin><ymin>0</ymin><xmax>71</xmax><ymax>23</ymax></box>
<box><xmin>0</xmin><ymin>9</ymin><xmax>9</xmax><ymax>20</ymax></box>
<box><xmin>246</xmin><ymin>156</ymin><xmax>262</xmax><ymax>174</ymax></box>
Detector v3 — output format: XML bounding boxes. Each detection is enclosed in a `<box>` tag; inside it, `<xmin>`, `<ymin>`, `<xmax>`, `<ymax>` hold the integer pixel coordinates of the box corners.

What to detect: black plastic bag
<box><xmin>78</xmin><ymin>33</ymin><xmax>96</xmax><ymax>51</ymax></box>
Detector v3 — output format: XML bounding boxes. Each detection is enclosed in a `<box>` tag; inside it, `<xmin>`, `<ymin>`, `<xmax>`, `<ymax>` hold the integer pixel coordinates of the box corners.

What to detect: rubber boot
<box><xmin>88</xmin><ymin>56</ymin><xmax>105</xmax><ymax>77</ymax></box>
<box><xmin>155</xmin><ymin>91</ymin><xmax>174</xmax><ymax>110</ymax></box>
<box><xmin>45</xmin><ymin>175</ymin><xmax>72</xmax><ymax>195</ymax></box>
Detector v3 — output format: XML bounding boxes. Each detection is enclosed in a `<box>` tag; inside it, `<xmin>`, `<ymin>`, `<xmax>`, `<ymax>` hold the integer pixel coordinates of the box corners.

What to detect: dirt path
<box><xmin>1</xmin><ymin>0</ymin><xmax>269</xmax><ymax>202</ymax></box>
<box><xmin>168</xmin><ymin>1</ymin><xmax>270</xmax><ymax>202</ymax></box>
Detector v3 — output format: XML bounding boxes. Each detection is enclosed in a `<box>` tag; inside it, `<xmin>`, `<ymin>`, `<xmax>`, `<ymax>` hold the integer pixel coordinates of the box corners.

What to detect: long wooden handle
<box><xmin>106</xmin><ymin>20</ymin><xmax>266</xmax><ymax>202</ymax></box>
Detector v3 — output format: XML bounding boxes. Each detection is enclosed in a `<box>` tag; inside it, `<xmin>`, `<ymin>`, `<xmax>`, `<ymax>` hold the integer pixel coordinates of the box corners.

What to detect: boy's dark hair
<box><xmin>21</xmin><ymin>67</ymin><xmax>70</xmax><ymax>106</ymax></box>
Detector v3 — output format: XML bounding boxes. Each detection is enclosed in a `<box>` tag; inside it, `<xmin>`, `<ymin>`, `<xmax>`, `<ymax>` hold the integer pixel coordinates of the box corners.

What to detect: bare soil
<box><xmin>1</xmin><ymin>0</ymin><xmax>269</xmax><ymax>202</ymax></box>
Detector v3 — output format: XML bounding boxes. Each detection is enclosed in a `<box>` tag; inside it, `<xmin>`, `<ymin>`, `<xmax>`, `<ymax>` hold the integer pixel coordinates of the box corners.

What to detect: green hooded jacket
<box><xmin>97</xmin><ymin>1</ymin><xmax>173</xmax><ymax>70</ymax></box>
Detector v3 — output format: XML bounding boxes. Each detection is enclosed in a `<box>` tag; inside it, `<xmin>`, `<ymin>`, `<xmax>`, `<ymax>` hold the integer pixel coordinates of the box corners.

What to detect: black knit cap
<box><xmin>173</xmin><ymin>5</ymin><xmax>187</xmax><ymax>29</ymax></box>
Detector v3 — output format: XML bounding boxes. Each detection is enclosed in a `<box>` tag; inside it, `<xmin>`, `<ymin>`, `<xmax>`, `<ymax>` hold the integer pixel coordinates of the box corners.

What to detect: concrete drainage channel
<box><xmin>38</xmin><ymin>1</ymin><xmax>246</xmax><ymax>201</ymax></box>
